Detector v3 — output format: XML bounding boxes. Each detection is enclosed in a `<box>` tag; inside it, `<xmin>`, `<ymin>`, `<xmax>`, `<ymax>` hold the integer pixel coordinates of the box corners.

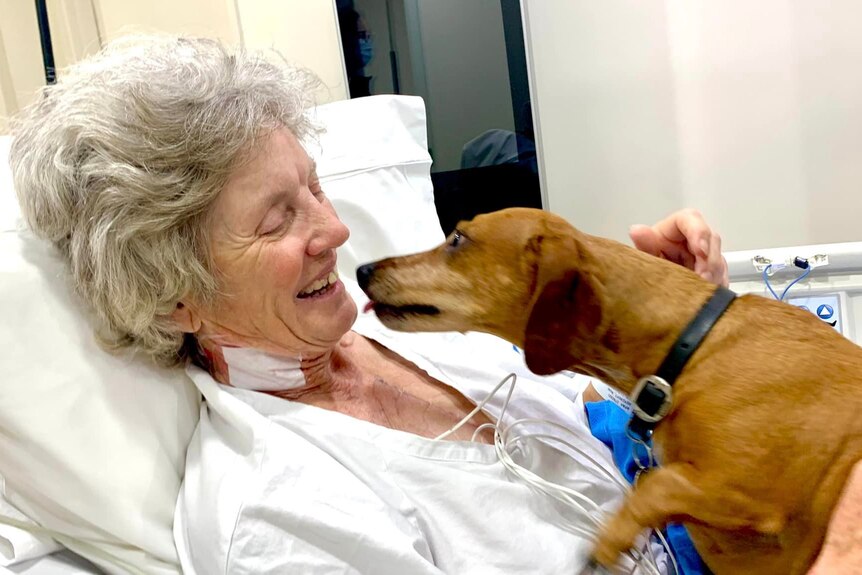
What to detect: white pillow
<box><xmin>308</xmin><ymin>94</ymin><xmax>446</xmax><ymax>279</ymax></box>
<box><xmin>0</xmin><ymin>476</ymin><xmax>60</xmax><ymax>566</ymax></box>
<box><xmin>0</xmin><ymin>95</ymin><xmax>442</xmax><ymax>573</ymax></box>
<box><xmin>0</xmin><ymin>227</ymin><xmax>200</xmax><ymax>574</ymax></box>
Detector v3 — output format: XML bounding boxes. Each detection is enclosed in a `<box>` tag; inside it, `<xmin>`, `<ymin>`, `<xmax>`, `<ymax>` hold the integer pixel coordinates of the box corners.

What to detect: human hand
<box><xmin>629</xmin><ymin>209</ymin><xmax>728</xmax><ymax>287</ymax></box>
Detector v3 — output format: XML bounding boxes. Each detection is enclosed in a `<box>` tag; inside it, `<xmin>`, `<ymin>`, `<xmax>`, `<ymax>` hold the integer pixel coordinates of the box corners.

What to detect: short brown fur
<box><xmin>359</xmin><ymin>207</ymin><xmax>862</xmax><ymax>574</ymax></box>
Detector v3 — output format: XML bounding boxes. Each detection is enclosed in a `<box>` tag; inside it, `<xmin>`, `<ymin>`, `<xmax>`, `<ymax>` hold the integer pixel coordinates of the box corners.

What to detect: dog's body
<box><xmin>357</xmin><ymin>207</ymin><xmax>862</xmax><ymax>574</ymax></box>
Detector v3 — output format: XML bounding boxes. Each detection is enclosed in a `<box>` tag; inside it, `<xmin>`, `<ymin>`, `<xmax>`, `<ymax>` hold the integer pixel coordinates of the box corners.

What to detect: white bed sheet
<box><xmin>175</xmin><ymin>279</ymin><xmax>669</xmax><ymax>574</ymax></box>
<box><xmin>0</xmin><ymin>550</ymin><xmax>100</xmax><ymax>575</ymax></box>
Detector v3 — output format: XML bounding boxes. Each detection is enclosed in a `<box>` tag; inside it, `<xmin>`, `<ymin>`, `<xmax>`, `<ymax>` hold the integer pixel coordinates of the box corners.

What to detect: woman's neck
<box><xmin>196</xmin><ymin>332</ymin><xmax>360</xmax><ymax>397</ymax></box>
<box><xmin>196</xmin><ymin>331</ymin><xmax>494</xmax><ymax>442</ymax></box>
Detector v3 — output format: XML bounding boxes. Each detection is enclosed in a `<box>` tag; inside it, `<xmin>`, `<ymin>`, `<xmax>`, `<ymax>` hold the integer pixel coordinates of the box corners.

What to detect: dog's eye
<box><xmin>449</xmin><ymin>231</ymin><xmax>463</xmax><ymax>248</ymax></box>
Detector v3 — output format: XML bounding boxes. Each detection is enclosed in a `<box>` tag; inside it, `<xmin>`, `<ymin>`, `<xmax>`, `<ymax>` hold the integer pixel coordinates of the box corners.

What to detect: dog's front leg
<box><xmin>591</xmin><ymin>462</ymin><xmax>785</xmax><ymax>569</ymax></box>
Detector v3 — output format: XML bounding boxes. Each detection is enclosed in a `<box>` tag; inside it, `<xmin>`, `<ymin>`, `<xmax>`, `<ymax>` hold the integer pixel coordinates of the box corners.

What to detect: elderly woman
<box><xmin>11</xmin><ymin>36</ymin><xmax>745</xmax><ymax>574</ymax></box>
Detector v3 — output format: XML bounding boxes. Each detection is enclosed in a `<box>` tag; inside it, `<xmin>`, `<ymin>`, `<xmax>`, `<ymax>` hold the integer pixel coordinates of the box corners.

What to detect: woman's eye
<box><xmin>261</xmin><ymin>219</ymin><xmax>285</xmax><ymax>235</ymax></box>
<box><xmin>260</xmin><ymin>208</ymin><xmax>293</xmax><ymax>236</ymax></box>
<box><xmin>310</xmin><ymin>179</ymin><xmax>326</xmax><ymax>202</ymax></box>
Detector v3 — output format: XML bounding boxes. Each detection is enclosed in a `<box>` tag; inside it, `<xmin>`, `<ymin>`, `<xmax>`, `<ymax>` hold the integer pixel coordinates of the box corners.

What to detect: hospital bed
<box><xmin>725</xmin><ymin>244</ymin><xmax>862</xmax><ymax>344</ymax></box>
<box><xmin>3</xmin><ymin>93</ymin><xmax>861</xmax><ymax>574</ymax></box>
<box><xmin>0</xmin><ymin>94</ymin><xmax>458</xmax><ymax>574</ymax></box>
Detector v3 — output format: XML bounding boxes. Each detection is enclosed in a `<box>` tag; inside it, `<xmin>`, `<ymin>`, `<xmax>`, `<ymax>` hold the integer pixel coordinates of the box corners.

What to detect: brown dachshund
<box><xmin>357</xmin><ymin>207</ymin><xmax>862</xmax><ymax>574</ymax></box>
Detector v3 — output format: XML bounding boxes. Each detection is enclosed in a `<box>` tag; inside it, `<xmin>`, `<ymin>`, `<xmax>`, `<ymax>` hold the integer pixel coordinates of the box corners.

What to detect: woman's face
<box><xmin>191</xmin><ymin>127</ymin><xmax>356</xmax><ymax>356</ymax></box>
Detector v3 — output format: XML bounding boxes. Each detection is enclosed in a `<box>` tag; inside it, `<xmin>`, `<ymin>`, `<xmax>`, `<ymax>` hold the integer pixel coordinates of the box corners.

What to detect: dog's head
<box><xmin>357</xmin><ymin>208</ymin><xmax>605</xmax><ymax>375</ymax></box>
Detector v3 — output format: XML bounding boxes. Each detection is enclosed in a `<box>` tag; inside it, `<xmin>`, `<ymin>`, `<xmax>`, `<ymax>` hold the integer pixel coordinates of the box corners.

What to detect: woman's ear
<box><xmin>170</xmin><ymin>302</ymin><xmax>202</xmax><ymax>334</ymax></box>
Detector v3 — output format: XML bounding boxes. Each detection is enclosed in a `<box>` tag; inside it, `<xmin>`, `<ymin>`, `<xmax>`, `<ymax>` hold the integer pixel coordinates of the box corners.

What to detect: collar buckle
<box><xmin>630</xmin><ymin>375</ymin><xmax>673</xmax><ymax>424</ymax></box>
<box><xmin>625</xmin><ymin>286</ymin><xmax>737</xmax><ymax>462</ymax></box>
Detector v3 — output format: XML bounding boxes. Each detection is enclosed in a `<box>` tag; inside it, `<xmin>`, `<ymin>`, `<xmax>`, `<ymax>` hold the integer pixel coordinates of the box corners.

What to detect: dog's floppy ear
<box><xmin>523</xmin><ymin>264</ymin><xmax>603</xmax><ymax>376</ymax></box>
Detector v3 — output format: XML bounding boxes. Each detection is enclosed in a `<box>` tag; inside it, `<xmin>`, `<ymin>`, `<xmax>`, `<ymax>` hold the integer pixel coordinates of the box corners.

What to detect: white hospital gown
<box><xmin>174</xmin><ymin>293</ymin><xmax>661</xmax><ymax>574</ymax></box>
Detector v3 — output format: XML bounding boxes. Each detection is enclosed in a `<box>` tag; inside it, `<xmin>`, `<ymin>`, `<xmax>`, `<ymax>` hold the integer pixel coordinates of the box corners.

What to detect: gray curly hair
<box><xmin>10</xmin><ymin>35</ymin><xmax>322</xmax><ymax>365</ymax></box>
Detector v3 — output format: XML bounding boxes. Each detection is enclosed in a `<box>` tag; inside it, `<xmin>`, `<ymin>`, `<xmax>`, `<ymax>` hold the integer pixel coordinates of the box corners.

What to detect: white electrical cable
<box><xmin>0</xmin><ymin>370</ymin><xmax>681</xmax><ymax>575</ymax></box>
<box><xmin>654</xmin><ymin>527</ymin><xmax>681</xmax><ymax>575</ymax></box>
<box><xmin>501</xmin><ymin>418</ymin><xmax>630</xmax><ymax>490</ymax></box>
<box><xmin>435</xmin><ymin>373</ymin><xmax>517</xmax><ymax>441</ymax></box>
<box><xmin>496</xmin><ymin>427</ymin><xmax>662</xmax><ymax>575</ymax></box>
<box><xmin>470</xmin><ymin>422</ymin><xmax>497</xmax><ymax>442</ymax></box>
<box><xmin>435</xmin><ymin>372</ymin><xmax>679</xmax><ymax>575</ymax></box>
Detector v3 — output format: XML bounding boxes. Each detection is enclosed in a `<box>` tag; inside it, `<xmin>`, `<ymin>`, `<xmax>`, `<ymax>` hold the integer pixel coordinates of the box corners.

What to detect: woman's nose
<box><xmin>306</xmin><ymin>204</ymin><xmax>350</xmax><ymax>257</ymax></box>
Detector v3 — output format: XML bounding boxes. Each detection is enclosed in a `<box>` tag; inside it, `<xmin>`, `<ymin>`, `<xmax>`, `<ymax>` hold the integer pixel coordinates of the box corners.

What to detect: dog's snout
<box><xmin>356</xmin><ymin>263</ymin><xmax>376</xmax><ymax>290</ymax></box>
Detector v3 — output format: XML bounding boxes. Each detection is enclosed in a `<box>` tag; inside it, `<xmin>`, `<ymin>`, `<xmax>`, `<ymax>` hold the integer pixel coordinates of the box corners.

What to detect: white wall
<box><xmin>0</xmin><ymin>0</ymin><xmax>46</xmax><ymax>120</ymax></box>
<box><xmin>95</xmin><ymin>0</ymin><xmax>348</xmax><ymax>100</ymax></box>
<box><xmin>0</xmin><ymin>25</ymin><xmax>12</xmax><ymax>131</ymax></box>
<box><xmin>416</xmin><ymin>0</ymin><xmax>515</xmax><ymax>172</ymax></box>
<box><xmin>46</xmin><ymin>0</ymin><xmax>102</xmax><ymax>68</ymax></box>
<box><xmin>93</xmin><ymin>0</ymin><xmax>241</xmax><ymax>42</ymax></box>
<box><xmin>235</xmin><ymin>0</ymin><xmax>348</xmax><ymax>101</ymax></box>
<box><xmin>0</xmin><ymin>0</ymin><xmax>102</xmax><ymax>130</ymax></box>
<box><xmin>525</xmin><ymin>0</ymin><xmax>862</xmax><ymax>251</ymax></box>
<box><xmin>0</xmin><ymin>0</ymin><xmax>347</xmax><ymax>132</ymax></box>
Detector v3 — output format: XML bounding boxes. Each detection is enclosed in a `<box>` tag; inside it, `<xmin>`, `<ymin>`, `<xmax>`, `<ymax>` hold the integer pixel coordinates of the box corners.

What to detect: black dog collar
<box><xmin>628</xmin><ymin>286</ymin><xmax>737</xmax><ymax>442</ymax></box>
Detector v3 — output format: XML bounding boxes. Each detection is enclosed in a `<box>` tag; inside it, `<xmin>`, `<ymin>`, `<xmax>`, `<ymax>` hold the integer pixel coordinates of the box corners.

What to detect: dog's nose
<box><xmin>356</xmin><ymin>263</ymin><xmax>376</xmax><ymax>290</ymax></box>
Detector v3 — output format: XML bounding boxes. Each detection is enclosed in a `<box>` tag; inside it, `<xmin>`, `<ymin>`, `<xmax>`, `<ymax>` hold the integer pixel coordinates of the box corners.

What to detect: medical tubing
<box><xmin>437</xmin><ymin>372</ymin><xmax>675</xmax><ymax>575</ymax></box>
<box><xmin>434</xmin><ymin>373</ymin><xmax>516</xmax><ymax>441</ymax></box>
<box><xmin>763</xmin><ymin>263</ymin><xmax>813</xmax><ymax>301</ymax></box>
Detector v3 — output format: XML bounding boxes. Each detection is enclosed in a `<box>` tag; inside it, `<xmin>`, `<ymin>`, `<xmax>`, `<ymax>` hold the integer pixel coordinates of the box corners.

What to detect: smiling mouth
<box><xmin>298</xmin><ymin>270</ymin><xmax>339</xmax><ymax>299</ymax></box>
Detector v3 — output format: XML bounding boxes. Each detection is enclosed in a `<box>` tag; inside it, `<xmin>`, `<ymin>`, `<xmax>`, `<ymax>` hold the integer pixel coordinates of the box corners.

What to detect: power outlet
<box><xmin>785</xmin><ymin>293</ymin><xmax>844</xmax><ymax>336</ymax></box>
